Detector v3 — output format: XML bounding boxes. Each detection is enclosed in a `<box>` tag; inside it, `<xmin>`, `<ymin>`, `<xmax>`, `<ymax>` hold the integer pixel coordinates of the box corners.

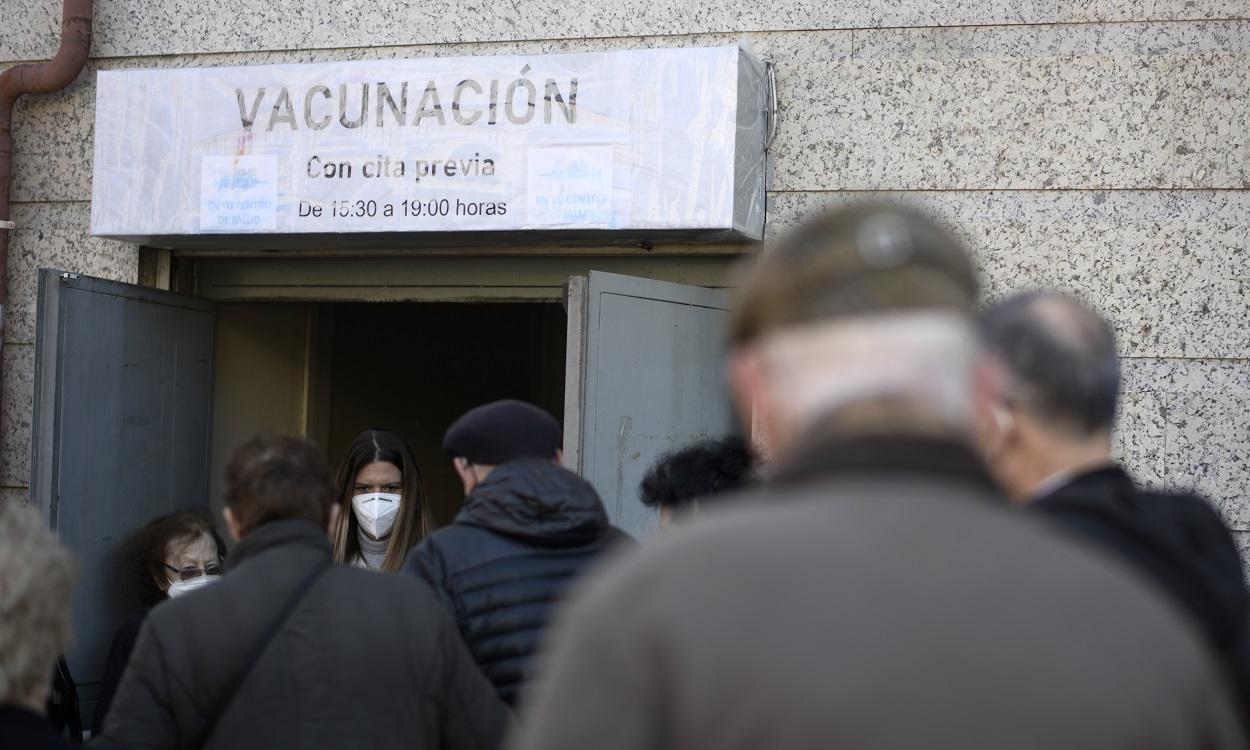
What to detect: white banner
<box><xmin>90</xmin><ymin>45</ymin><xmax>767</xmax><ymax>244</ymax></box>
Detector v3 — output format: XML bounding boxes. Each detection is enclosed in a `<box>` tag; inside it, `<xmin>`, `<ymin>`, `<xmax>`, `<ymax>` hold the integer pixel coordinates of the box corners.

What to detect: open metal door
<box><xmin>31</xmin><ymin>270</ymin><xmax>215</xmax><ymax>726</ymax></box>
<box><xmin>564</xmin><ymin>271</ymin><xmax>735</xmax><ymax>538</ymax></box>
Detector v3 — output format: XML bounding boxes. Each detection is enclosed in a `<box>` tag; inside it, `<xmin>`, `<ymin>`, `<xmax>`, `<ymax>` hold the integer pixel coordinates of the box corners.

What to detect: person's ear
<box><xmin>222</xmin><ymin>507</ymin><xmax>242</xmax><ymax>543</ymax></box>
<box><xmin>325</xmin><ymin>503</ymin><xmax>342</xmax><ymax>538</ymax></box>
<box><xmin>729</xmin><ymin>347</ymin><xmax>778</xmax><ymax>459</ymax></box>
<box><xmin>552</xmin><ymin>448</ymin><xmax>565</xmax><ymax>467</ymax></box>
<box><xmin>452</xmin><ymin>457</ymin><xmax>476</xmax><ymax>495</ymax></box>
<box><xmin>987</xmin><ymin>403</ymin><xmax>1018</xmax><ymax>450</ymax></box>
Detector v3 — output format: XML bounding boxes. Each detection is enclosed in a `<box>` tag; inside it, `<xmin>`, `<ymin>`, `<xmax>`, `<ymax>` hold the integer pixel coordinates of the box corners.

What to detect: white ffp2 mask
<box><xmin>168</xmin><ymin>574</ymin><xmax>220</xmax><ymax>598</ymax></box>
<box><xmin>353</xmin><ymin>492</ymin><xmax>401</xmax><ymax>539</ymax></box>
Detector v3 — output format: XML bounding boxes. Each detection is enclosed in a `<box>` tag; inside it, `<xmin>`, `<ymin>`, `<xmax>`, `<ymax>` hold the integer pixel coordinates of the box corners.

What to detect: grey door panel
<box><xmin>565</xmin><ymin>271</ymin><xmax>734</xmax><ymax>539</ymax></box>
<box><xmin>31</xmin><ymin>270</ymin><xmax>215</xmax><ymax>713</ymax></box>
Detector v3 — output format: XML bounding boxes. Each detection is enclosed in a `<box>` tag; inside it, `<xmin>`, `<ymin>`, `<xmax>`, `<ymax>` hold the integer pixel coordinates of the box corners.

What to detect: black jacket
<box><xmin>0</xmin><ymin>707</ymin><xmax>78</xmax><ymax>750</ymax></box>
<box><xmin>93</xmin><ymin>610</ymin><xmax>147</xmax><ymax>735</ymax></box>
<box><xmin>404</xmin><ymin>460</ymin><xmax>626</xmax><ymax>705</ymax></box>
<box><xmin>97</xmin><ymin>519</ymin><xmax>508</xmax><ymax>750</ymax></box>
<box><xmin>1035</xmin><ymin>465</ymin><xmax>1250</xmax><ymax>710</ymax></box>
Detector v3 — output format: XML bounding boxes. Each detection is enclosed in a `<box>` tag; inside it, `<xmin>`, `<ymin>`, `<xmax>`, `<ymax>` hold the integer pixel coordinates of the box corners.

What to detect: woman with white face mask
<box><xmin>332</xmin><ymin>429</ymin><xmax>433</xmax><ymax>572</ymax></box>
<box><xmin>94</xmin><ymin>512</ymin><xmax>226</xmax><ymax>735</ymax></box>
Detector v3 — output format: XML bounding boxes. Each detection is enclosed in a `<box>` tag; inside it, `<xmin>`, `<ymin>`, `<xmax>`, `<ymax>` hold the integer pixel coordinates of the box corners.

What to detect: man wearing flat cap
<box><xmin>402</xmin><ymin>399</ymin><xmax>628</xmax><ymax>706</ymax></box>
<box><xmin>510</xmin><ymin>205</ymin><xmax>1248</xmax><ymax>749</ymax></box>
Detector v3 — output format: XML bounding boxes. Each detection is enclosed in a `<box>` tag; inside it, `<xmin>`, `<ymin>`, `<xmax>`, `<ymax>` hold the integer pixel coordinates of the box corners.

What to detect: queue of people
<box><xmin>2</xmin><ymin>202</ymin><xmax>1249</xmax><ymax>748</ymax></box>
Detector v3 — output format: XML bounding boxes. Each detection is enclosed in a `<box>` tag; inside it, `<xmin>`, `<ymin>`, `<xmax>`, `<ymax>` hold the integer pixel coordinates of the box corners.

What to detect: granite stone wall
<box><xmin>1</xmin><ymin>3</ymin><xmax>1246</xmax><ymax>548</ymax></box>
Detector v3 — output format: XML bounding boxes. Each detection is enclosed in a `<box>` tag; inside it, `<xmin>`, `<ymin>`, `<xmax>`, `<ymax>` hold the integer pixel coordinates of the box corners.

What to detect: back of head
<box><xmin>226</xmin><ymin>434</ymin><xmax>336</xmax><ymax>535</ymax></box>
<box><xmin>640</xmin><ymin>435</ymin><xmax>754</xmax><ymax>511</ymax></box>
<box><xmin>729</xmin><ymin>203</ymin><xmax>982</xmax><ymax>450</ymax></box>
<box><xmin>0</xmin><ymin>503</ymin><xmax>77</xmax><ymax>708</ymax></box>
<box><xmin>730</xmin><ymin>203</ymin><xmax>977</xmax><ymax>347</ymax></box>
<box><xmin>980</xmin><ymin>291</ymin><xmax>1119</xmax><ymax>436</ymax></box>
<box><xmin>443</xmin><ymin>399</ymin><xmax>562</xmax><ymax>465</ymax></box>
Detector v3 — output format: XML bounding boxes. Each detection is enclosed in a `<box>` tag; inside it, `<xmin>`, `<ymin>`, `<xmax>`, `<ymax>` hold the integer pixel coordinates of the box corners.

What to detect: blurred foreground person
<box><xmin>510</xmin><ymin>205</ymin><xmax>1247</xmax><ymax>749</ymax></box>
<box><xmin>639</xmin><ymin>435</ymin><xmax>754</xmax><ymax>529</ymax></box>
<box><xmin>94</xmin><ymin>511</ymin><xmax>226</xmax><ymax>735</ymax></box>
<box><xmin>332</xmin><ymin>429</ymin><xmax>433</xmax><ymax>571</ymax></box>
<box><xmin>0</xmin><ymin>503</ymin><xmax>78</xmax><ymax>750</ymax></box>
<box><xmin>978</xmin><ymin>290</ymin><xmax>1250</xmax><ymax>713</ymax></box>
<box><xmin>405</xmin><ymin>400</ymin><xmax>627</xmax><ymax>705</ymax></box>
<box><xmin>100</xmin><ymin>435</ymin><xmax>508</xmax><ymax>750</ymax></box>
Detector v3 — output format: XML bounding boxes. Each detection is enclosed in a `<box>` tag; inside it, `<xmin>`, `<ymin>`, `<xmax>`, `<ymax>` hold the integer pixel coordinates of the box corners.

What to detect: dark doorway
<box><xmin>324</xmin><ymin>302</ymin><xmax>566</xmax><ymax>524</ymax></box>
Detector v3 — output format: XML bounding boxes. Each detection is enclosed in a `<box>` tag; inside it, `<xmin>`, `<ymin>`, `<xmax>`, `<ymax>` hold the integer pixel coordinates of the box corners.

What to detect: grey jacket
<box><xmin>99</xmin><ymin>519</ymin><xmax>508</xmax><ymax>750</ymax></box>
<box><xmin>510</xmin><ymin>431</ymin><xmax>1248</xmax><ymax>749</ymax></box>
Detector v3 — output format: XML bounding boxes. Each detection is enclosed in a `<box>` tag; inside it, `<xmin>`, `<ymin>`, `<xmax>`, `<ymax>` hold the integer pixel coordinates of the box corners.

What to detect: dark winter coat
<box><xmin>97</xmin><ymin>519</ymin><xmax>508</xmax><ymax>750</ymax></box>
<box><xmin>93</xmin><ymin>609</ymin><xmax>147</xmax><ymax>735</ymax></box>
<box><xmin>404</xmin><ymin>460</ymin><xmax>626</xmax><ymax>706</ymax></box>
<box><xmin>0</xmin><ymin>707</ymin><xmax>78</xmax><ymax>750</ymax></box>
<box><xmin>1034</xmin><ymin>465</ymin><xmax>1250</xmax><ymax>714</ymax></box>
<box><xmin>510</xmin><ymin>430</ymin><xmax>1248</xmax><ymax>750</ymax></box>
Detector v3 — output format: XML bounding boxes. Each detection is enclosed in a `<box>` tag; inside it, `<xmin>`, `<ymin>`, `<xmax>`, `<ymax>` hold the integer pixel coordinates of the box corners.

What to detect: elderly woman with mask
<box><xmin>93</xmin><ymin>511</ymin><xmax>226</xmax><ymax>735</ymax></box>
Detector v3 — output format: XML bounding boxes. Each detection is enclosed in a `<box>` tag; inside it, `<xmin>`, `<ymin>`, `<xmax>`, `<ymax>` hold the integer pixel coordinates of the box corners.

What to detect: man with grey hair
<box><xmin>0</xmin><ymin>502</ymin><xmax>79</xmax><ymax>749</ymax></box>
<box><xmin>510</xmin><ymin>204</ymin><xmax>1248</xmax><ymax>749</ymax></box>
<box><xmin>978</xmin><ymin>289</ymin><xmax>1250</xmax><ymax>715</ymax></box>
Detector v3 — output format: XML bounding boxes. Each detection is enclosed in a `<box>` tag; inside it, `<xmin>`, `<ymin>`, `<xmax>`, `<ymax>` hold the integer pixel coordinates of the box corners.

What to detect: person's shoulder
<box><xmin>598</xmin><ymin>473</ymin><xmax>1180</xmax><ymax>612</ymax></box>
<box><xmin>142</xmin><ymin>581</ymin><xmax>223</xmax><ymax>634</ymax></box>
<box><xmin>1137</xmin><ymin>487</ymin><xmax>1228</xmax><ymax>524</ymax></box>
<box><xmin>414</xmin><ymin>521</ymin><xmax>524</xmax><ymax>567</ymax></box>
<box><xmin>416</xmin><ymin>521</ymin><xmax>491</xmax><ymax>551</ymax></box>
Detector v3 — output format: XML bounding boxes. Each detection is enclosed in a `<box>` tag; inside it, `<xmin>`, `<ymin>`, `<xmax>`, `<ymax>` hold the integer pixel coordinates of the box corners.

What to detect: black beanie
<box><xmin>443</xmin><ymin>400</ymin><xmax>562</xmax><ymax>465</ymax></box>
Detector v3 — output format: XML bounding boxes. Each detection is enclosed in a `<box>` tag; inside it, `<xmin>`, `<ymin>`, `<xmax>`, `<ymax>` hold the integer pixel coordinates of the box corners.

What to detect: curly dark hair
<box><xmin>123</xmin><ymin>511</ymin><xmax>226</xmax><ymax>606</ymax></box>
<box><xmin>639</xmin><ymin>435</ymin><xmax>754</xmax><ymax>511</ymax></box>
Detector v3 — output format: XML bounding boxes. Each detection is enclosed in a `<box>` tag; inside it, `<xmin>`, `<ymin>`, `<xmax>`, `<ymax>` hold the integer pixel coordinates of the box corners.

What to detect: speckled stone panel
<box><xmin>1058</xmin><ymin>1</ymin><xmax>1250</xmax><ymax>23</ymax></box>
<box><xmin>1057</xmin><ymin>216</ymin><xmax>1249</xmax><ymax>359</ymax></box>
<box><xmin>770</xmin><ymin>30</ymin><xmax>1250</xmax><ymax>190</ymax></box>
<box><xmin>1119</xmin><ymin>358</ymin><xmax>1250</xmax><ymax>530</ymax></box>
<box><xmin>767</xmin><ymin>190</ymin><xmax>1250</xmax><ymax>359</ymax></box>
<box><xmin>853</xmin><ymin>20</ymin><xmax>1250</xmax><ymax>59</ymax></box>
<box><xmin>0</xmin><ymin>487</ymin><xmax>31</xmax><ymax>508</ymax></box>
<box><xmin>1</xmin><ymin>0</ymin><xmax>1058</xmax><ymax>62</ymax></box>
<box><xmin>1112</xmin><ymin>390</ymin><xmax>1168</xmax><ymax>488</ymax></box>
<box><xmin>5</xmin><ymin>203</ymin><xmax>139</xmax><ymax>346</ymax></box>
<box><xmin>1</xmin><ymin>344</ymin><xmax>35</xmax><ymax>488</ymax></box>
<box><xmin>8</xmin><ymin>72</ymin><xmax>95</xmax><ymax>205</ymax></box>
<box><xmin>1234</xmin><ymin>532</ymin><xmax>1250</xmax><ymax>580</ymax></box>
<box><xmin>1166</xmin><ymin>389</ymin><xmax>1250</xmax><ymax>529</ymax></box>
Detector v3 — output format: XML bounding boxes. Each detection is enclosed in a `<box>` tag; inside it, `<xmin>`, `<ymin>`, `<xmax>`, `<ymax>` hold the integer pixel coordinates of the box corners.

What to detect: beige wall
<box><xmin>2</xmin><ymin>3</ymin><xmax>1247</xmax><ymax>550</ymax></box>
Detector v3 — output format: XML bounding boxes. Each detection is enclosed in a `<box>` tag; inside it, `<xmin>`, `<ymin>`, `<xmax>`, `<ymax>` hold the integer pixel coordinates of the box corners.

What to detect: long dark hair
<box><xmin>123</xmin><ymin>511</ymin><xmax>226</xmax><ymax>606</ymax></box>
<box><xmin>332</xmin><ymin>429</ymin><xmax>432</xmax><ymax>572</ymax></box>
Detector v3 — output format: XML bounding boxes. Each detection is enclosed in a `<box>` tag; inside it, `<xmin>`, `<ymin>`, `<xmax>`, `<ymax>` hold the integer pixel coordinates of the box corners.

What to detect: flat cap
<box><xmin>443</xmin><ymin>399</ymin><xmax>562</xmax><ymax>465</ymax></box>
<box><xmin>729</xmin><ymin>203</ymin><xmax>978</xmax><ymax>346</ymax></box>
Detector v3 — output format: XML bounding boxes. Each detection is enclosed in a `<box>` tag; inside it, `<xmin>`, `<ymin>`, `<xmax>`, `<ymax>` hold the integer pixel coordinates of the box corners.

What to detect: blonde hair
<box><xmin>0</xmin><ymin>502</ymin><xmax>77</xmax><ymax>705</ymax></box>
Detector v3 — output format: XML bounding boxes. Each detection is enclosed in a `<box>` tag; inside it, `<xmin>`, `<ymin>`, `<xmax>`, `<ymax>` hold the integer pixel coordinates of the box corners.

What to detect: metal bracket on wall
<box><xmin>0</xmin><ymin>220</ymin><xmax>14</xmax><ymax>230</ymax></box>
<box><xmin>764</xmin><ymin>59</ymin><xmax>779</xmax><ymax>151</ymax></box>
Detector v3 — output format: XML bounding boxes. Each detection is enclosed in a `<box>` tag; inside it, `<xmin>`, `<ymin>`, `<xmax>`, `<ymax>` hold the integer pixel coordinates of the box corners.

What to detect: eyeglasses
<box><xmin>165</xmin><ymin>561</ymin><xmax>223</xmax><ymax>582</ymax></box>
